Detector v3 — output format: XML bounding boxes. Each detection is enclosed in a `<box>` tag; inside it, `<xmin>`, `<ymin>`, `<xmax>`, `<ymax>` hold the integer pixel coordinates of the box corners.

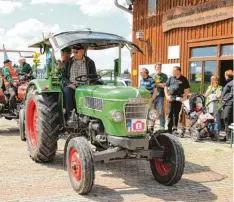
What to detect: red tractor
<box><xmin>0</xmin><ymin>73</ymin><xmax>34</xmax><ymax>133</ymax></box>
<box><xmin>0</xmin><ymin>49</ymin><xmax>35</xmax><ymax>140</ymax></box>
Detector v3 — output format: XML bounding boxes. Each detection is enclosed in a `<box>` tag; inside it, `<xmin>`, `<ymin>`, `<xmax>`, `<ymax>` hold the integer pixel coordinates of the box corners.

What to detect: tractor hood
<box><xmin>76</xmin><ymin>85</ymin><xmax>151</xmax><ymax>101</ymax></box>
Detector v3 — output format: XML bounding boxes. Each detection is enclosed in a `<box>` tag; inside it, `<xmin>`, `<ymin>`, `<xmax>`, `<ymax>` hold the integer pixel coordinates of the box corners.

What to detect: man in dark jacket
<box><xmin>221</xmin><ymin>70</ymin><xmax>233</xmax><ymax>143</ymax></box>
<box><xmin>61</xmin><ymin>44</ymin><xmax>97</xmax><ymax>120</ymax></box>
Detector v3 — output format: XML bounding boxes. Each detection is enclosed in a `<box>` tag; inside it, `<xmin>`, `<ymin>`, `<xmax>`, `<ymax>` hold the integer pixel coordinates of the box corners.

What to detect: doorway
<box><xmin>219</xmin><ymin>60</ymin><xmax>233</xmax><ymax>131</ymax></box>
<box><xmin>220</xmin><ymin>60</ymin><xmax>233</xmax><ymax>86</ymax></box>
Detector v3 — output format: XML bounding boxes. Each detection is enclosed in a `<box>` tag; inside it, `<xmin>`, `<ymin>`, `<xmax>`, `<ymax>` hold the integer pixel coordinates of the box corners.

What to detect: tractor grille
<box><xmin>124</xmin><ymin>103</ymin><xmax>148</xmax><ymax>121</ymax></box>
<box><xmin>84</xmin><ymin>97</ymin><xmax>103</xmax><ymax>111</ymax></box>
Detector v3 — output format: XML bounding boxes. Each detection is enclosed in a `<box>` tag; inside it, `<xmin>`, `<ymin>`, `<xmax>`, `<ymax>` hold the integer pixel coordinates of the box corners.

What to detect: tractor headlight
<box><xmin>148</xmin><ymin>109</ymin><xmax>157</xmax><ymax>120</ymax></box>
<box><xmin>112</xmin><ymin>111</ymin><xmax>124</xmax><ymax>123</ymax></box>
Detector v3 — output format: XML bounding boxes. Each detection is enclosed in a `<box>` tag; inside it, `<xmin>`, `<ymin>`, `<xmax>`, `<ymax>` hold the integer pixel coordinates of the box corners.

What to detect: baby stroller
<box><xmin>178</xmin><ymin>93</ymin><xmax>221</xmax><ymax>142</ymax></box>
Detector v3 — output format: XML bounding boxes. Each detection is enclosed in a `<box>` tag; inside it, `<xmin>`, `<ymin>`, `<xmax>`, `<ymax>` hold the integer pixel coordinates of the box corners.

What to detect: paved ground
<box><xmin>0</xmin><ymin>118</ymin><xmax>233</xmax><ymax>202</ymax></box>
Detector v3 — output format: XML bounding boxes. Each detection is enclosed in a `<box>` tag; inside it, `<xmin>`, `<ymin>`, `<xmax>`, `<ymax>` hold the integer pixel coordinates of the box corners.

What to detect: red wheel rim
<box><xmin>27</xmin><ymin>99</ymin><xmax>38</xmax><ymax>149</ymax></box>
<box><xmin>154</xmin><ymin>146</ymin><xmax>172</xmax><ymax>176</ymax></box>
<box><xmin>154</xmin><ymin>160</ymin><xmax>172</xmax><ymax>176</ymax></box>
<box><xmin>69</xmin><ymin>148</ymin><xmax>82</xmax><ymax>182</ymax></box>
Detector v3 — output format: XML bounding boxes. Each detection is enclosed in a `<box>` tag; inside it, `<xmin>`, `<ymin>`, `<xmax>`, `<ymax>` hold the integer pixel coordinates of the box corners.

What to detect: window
<box><xmin>189</xmin><ymin>61</ymin><xmax>202</xmax><ymax>93</ymax></box>
<box><xmin>148</xmin><ymin>0</ymin><xmax>157</xmax><ymax>17</ymax></box>
<box><xmin>221</xmin><ymin>44</ymin><xmax>234</xmax><ymax>56</ymax></box>
<box><xmin>203</xmin><ymin>61</ymin><xmax>217</xmax><ymax>93</ymax></box>
<box><xmin>191</xmin><ymin>46</ymin><xmax>217</xmax><ymax>58</ymax></box>
<box><xmin>189</xmin><ymin>41</ymin><xmax>233</xmax><ymax>94</ymax></box>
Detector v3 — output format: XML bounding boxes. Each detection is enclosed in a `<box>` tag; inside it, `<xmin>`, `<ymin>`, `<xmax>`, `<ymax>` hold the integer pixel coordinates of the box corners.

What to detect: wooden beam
<box><xmin>187</xmin><ymin>35</ymin><xmax>233</xmax><ymax>43</ymax></box>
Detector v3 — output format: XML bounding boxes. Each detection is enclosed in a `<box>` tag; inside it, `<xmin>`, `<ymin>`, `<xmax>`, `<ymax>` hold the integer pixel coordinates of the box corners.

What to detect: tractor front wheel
<box><xmin>25</xmin><ymin>91</ymin><xmax>60</xmax><ymax>162</ymax></box>
<box><xmin>19</xmin><ymin>109</ymin><xmax>26</xmax><ymax>141</ymax></box>
<box><xmin>67</xmin><ymin>137</ymin><xmax>95</xmax><ymax>195</ymax></box>
<box><xmin>150</xmin><ymin>133</ymin><xmax>185</xmax><ymax>186</ymax></box>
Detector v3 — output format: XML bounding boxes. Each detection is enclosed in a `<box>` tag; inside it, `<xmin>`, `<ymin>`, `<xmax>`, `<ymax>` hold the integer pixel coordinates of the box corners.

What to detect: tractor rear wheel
<box><xmin>150</xmin><ymin>133</ymin><xmax>185</xmax><ymax>186</ymax></box>
<box><xmin>67</xmin><ymin>137</ymin><xmax>95</xmax><ymax>195</ymax></box>
<box><xmin>19</xmin><ymin>109</ymin><xmax>26</xmax><ymax>141</ymax></box>
<box><xmin>25</xmin><ymin>91</ymin><xmax>60</xmax><ymax>162</ymax></box>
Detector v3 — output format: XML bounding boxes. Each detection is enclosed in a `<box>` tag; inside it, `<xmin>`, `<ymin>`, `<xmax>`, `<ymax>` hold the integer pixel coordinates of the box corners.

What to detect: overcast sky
<box><xmin>0</xmin><ymin>0</ymin><xmax>133</xmax><ymax>72</ymax></box>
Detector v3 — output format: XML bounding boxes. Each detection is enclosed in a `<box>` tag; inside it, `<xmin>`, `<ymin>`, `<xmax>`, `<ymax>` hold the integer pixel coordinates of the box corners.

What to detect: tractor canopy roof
<box><xmin>28</xmin><ymin>30</ymin><xmax>143</xmax><ymax>53</ymax></box>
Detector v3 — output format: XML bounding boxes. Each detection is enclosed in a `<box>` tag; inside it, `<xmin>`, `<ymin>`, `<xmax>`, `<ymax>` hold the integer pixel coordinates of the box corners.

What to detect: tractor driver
<box><xmin>1</xmin><ymin>59</ymin><xmax>19</xmax><ymax>115</ymax></box>
<box><xmin>18</xmin><ymin>57</ymin><xmax>32</xmax><ymax>75</ymax></box>
<box><xmin>61</xmin><ymin>44</ymin><xmax>98</xmax><ymax>121</ymax></box>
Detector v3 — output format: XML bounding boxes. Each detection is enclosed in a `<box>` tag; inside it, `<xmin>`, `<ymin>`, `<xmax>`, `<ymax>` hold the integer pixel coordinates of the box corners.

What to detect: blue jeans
<box><xmin>154</xmin><ymin>97</ymin><xmax>165</xmax><ymax>128</ymax></box>
<box><xmin>208</xmin><ymin>122</ymin><xmax>219</xmax><ymax>134</ymax></box>
<box><xmin>213</xmin><ymin>111</ymin><xmax>221</xmax><ymax>132</ymax></box>
<box><xmin>62</xmin><ymin>86</ymin><xmax>75</xmax><ymax>120</ymax></box>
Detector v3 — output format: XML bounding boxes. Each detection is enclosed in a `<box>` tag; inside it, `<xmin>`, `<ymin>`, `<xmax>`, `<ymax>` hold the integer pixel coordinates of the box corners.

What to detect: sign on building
<box><xmin>162</xmin><ymin>0</ymin><xmax>233</xmax><ymax>32</ymax></box>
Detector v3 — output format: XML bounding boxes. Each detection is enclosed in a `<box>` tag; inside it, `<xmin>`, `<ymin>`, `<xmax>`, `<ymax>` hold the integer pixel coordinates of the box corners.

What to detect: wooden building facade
<box><xmin>131</xmin><ymin>0</ymin><xmax>233</xmax><ymax>93</ymax></box>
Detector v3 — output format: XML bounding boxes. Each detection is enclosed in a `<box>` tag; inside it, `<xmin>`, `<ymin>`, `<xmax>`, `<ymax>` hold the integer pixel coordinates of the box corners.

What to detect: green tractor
<box><xmin>22</xmin><ymin>31</ymin><xmax>185</xmax><ymax>194</ymax></box>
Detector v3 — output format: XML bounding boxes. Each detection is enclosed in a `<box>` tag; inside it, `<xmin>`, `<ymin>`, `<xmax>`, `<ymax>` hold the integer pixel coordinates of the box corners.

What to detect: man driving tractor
<box><xmin>1</xmin><ymin>59</ymin><xmax>19</xmax><ymax>114</ymax></box>
<box><xmin>61</xmin><ymin>44</ymin><xmax>98</xmax><ymax>121</ymax></box>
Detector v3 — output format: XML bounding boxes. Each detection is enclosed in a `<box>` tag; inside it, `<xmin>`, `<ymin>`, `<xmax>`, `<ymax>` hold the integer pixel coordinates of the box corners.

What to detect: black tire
<box><xmin>210</xmin><ymin>131</ymin><xmax>219</xmax><ymax>141</ymax></box>
<box><xmin>25</xmin><ymin>90</ymin><xmax>60</xmax><ymax>162</ymax></box>
<box><xmin>19</xmin><ymin>109</ymin><xmax>26</xmax><ymax>141</ymax></box>
<box><xmin>150</xmin><ymin>133</ymin><xmax>185</xmax><ymax>186</ymax></box>
<box><xmin>66</xmin><ymin>137</ymin><xmax>95</xmax><ymax>195</ymax></box>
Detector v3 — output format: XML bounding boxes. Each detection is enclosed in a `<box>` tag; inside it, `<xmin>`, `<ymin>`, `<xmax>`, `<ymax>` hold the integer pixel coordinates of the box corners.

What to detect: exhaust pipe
<box><xmin>114</xmin><ymin>0</ymin><xmax>133</xmax><ymax>15</ymax></box>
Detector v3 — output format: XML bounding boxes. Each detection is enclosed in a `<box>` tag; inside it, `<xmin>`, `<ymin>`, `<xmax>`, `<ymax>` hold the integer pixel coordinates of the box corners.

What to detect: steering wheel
<box><xmin>75</xmin><ymin>74</ymin><xmax>102</xmax><ymax>85</ymax></box>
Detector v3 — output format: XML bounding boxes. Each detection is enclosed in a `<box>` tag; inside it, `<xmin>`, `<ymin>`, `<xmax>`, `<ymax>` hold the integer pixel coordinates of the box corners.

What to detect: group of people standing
<box><xmin>140</xmin><ymin>63</ymin><xmax>190</xmax><ymax>133</ymax></box>
<box><xmin>139</xmin><ymin>63</ymin><xmax>233</xmax><ymax>144</ymax></box>
<box><xmin>204</xmin><ymin>70</ymin><xmax>233</xmax><ymax>143</ymax></box>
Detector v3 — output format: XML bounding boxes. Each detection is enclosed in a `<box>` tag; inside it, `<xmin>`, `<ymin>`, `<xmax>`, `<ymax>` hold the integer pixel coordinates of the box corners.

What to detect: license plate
<box><xmin>127</xmin><ymin>119</ymin><xmax>146</xmax><ymax>133</ymax></box>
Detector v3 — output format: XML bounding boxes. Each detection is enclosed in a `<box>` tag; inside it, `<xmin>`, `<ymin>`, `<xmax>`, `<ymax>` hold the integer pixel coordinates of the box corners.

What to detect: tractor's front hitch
<box><xmin>149</xmin><ymin>130</ymin><xmax>165</xmax><ymax>150</ymax></box>
<box><xmin>92</xmin><ymin>147</ymin><xmax>164</xmax><ymax>163</ymax></box>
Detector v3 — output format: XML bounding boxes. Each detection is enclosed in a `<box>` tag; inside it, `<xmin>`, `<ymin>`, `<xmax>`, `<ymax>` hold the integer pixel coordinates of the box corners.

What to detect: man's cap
<box><xmin>72</xmin><ymin>44</ymin><xmax>85</xmax><ymax>50</ymax></box>
<box><xmin>3</xmin><ymin>59</ymin><xmax>12</xmax><ymax>64</ymax></box>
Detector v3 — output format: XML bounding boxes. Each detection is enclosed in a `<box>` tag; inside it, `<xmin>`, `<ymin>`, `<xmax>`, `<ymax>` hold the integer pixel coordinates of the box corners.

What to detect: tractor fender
<box><xmin>25</xmin><ymin>79</ymin><xmax>64</xmax><ymax>126</ymax></box>
<box><xmin>25</xmin><ymin>79</ymin><xmax>62</xmax><ymax>98</ymax></box>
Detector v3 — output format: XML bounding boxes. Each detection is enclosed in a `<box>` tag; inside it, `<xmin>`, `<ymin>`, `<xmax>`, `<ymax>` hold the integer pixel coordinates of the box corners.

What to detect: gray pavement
<box><xmin>0</xmin><ymin>118</ymin><xmax>233</xmax><ymax>202</ymax></box>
